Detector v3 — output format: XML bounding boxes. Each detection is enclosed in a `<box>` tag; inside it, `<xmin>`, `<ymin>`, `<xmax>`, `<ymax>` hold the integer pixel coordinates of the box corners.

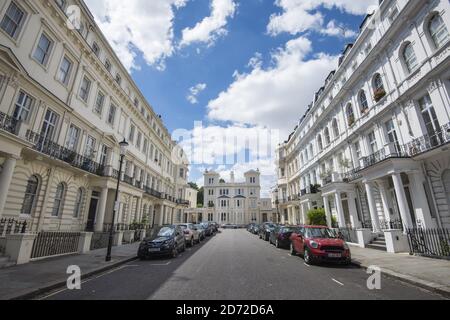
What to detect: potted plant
<box><xmin>348</xmin><ymin>114</ymin><xmax>355</xmax><ymax>127</ymax></box>
<box><xmin>339</xmin><ymin>157</ymin><xmax>351</xmax><ymax>169</ymax></box>
<box><xmin>374</xmin><ymin>88</ymin><xmax>386</xmax><ymax>102</ymax></box>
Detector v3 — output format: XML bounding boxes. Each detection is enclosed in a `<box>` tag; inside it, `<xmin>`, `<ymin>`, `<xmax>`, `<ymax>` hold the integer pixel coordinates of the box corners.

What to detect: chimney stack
<box><xmin>230</xmin><ymin>171</ymin><xmax>235</xmax><ymax>183</ymax></box>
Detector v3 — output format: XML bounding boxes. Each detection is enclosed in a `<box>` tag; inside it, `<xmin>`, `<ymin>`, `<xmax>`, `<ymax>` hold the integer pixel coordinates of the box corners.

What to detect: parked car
<box><xmin>194</xmin><ymin>224</ymin><xmax>206</xmax><ymax>241</ymax></box>
<box><xmin>210</xmin><ymin>222</ymin><xmax>219</xmax><ymax>232</ymax></box>
<box><xmin>247</xmin><ymin>223</ymin><xmax>257</xmax><ymax>233</ymax></box>
<box><xmin>250</xmin><ymin>224</ymin><xmax>260</xmax><ymax>234</ymax></box>
<box><xmin>176</xmin><ymin>223</ymin><xmax>201</xmax><ymax>246</ymax></box>
<box><xmin>289</xmin><ymin>226</ymin><xmax>351</xmax><ymax>265</ymax></box>
<box><xmin>222</xmin><ymin>223</ymin><xmax>238</xmax><ymax>229</ymax></box>
<box><xmin>258</xmin><ymin>222</ymin><xmax>277</xmax><ymax>241</ymax></box>
<box><xmin>269</xmin><ymin>225</ymin><xmax>299</xmax><ymax>248</ymax></box>
<box><xmin>138</xmin><ymin>225</ymin><xmax>186</xmax><ymax>259</ymax></box>
<box><xmin>200</xmin><ymin>222</ymin><xmax>215</xmax><ymax>236</ymax></box>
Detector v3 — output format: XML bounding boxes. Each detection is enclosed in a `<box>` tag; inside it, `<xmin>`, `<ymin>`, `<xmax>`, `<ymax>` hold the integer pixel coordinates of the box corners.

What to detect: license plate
<box><xmin>328</xmin><ymin>253</ymin><xmax>342</xmax><ymax>258</ymax></box>
<box><xmin>148</xmin><ymin>248</ymin><xmax>160</xmax><ymax>252</ymax></box>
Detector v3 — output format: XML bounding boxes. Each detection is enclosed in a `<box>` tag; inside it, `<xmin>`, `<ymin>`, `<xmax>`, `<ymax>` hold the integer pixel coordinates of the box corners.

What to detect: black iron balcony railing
<box><xmin>322</xmin><ymin>174</ymin><xmax>332</xmax><ymax>185</ymax></box>
<box><xmin>379</xmin><ymin>218</ymin><xmax>404</xmax><ymax>231</ymax></box>
<box><xmin>361</xmin><ymin>144</ymin><xmax>409</xmax><ymax>171</ymax></box>
<box><xmin>404</xmin><ymin>122</ymin><xmax>450</xmax><ymax>157</ymax></box>
<box><xmin>123</xmin><ymin>175</ymin><xmax>133</xmax><ymax>185</ymax></box>
<box><xmin>25</xmin><ymin>130</ymin><xmax>105</xmax><ymax>176</ymax></box>
<box><xmin>343</xmin><ymin>168</ymin><xmax>363</xmax><ymax>182</ymax></box>
<box><xmin>134</xmin><ymin>180</ymin><xmax>142</xmax><ymax>189</ymax></box>
<box><xmin>177</xmin><ymin>199</ymin><xmax>190</xmax><ymax>206</ymax></box>
<box><xmin>0</xmin><ymin>112</ymin><xmax>18</xmax><ymax>134</ymax></box>
<box><xmin>144</xmin><ymin>186</ymin><xmax>162</xmax><ymax>199</ymax></box>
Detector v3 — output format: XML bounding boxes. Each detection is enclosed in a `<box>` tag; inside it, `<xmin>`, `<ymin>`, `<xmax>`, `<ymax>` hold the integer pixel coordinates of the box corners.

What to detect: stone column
<box><xmin>323</xmin><ymin>196</ymin><xmax>332</xmax><ymax>227</ymax></box>
<box><xmin>0</xmin><ymin>156</ymin><xmax>17</xmax><ymax>218</ymax></box>
<box><xmin>377</xmin><ymin>180</ymin><xmax>391</xmax><ymax>221</ymax></box>
<box><xmin>78</xmin><ymin>232</ymin><xmax>93</xmax><ymax>253</ymax></box>
<box><xmin>300</xmin><ymin>204</ymin><xmax>307</xmax><ymax>225</ymax></box>
<box><xmin>391</xmin><ymin>173</ymin><xmax>414</xmax><ymax>230</ymax></box>
<box><xmin>94</xmin><ymin>188</ymin><xmax>108</xmax><ymax>232</ymax></box>
<box><xmin>347</xmin><ymin>192</ymin><xmax>361</xmax><ymax>229</ymax></box>
<box><xmin>158</xmin><ymin>205</ymin><xmax>164</xmax><ymax>226</ymax></box>
<box><xmin>365</xmin><ymin>182</ymin><xmax>381</xmax><ymax>233</ymax></box>
<box><xmin>334</xmin><ymin>192</ymin><xmax>346</xmax><ymax>228</ymax></box>
<box><xmin>136</xmin><ymin>197</ymin><xmax>142</xmax><ymax>223</ymax></box>
<box><xmin>409</xmin><ymin>171</ymin><xmax>434</xmax><ymax>228</ymax></box>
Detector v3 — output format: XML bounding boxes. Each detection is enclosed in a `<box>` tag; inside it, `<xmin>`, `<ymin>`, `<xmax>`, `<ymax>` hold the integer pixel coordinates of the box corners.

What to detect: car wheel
<box><xmin>190</xmin><ymin>238</ymin><xmax>194</xmax><ymax>247</ymax></box>
<box><xmin>290</xmin><ymin>243</ymin><xmax>296</xmax><ymax>256</ymax></box>
<box><xmin>181</xmin><ymin>242</ymin><xmax>186</xmax><ymax>252</ymax></box>
<box><xmin>304</xmin><ymin>247</ymin><xmax>313</xmax><ymax>265</ymax></box>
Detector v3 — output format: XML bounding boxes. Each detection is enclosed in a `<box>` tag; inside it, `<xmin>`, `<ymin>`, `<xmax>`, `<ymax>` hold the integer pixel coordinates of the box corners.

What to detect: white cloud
<box><xmin>321</xmin><ymin>20</ymin><xmax>357</xmax><ymax>38</ymax></box>
<box><xmin>267</xmin><ymin>0</ymin><xmax>378</xmax><ymax>37</ymax></box>
<box><xmin>85</xmin><ymin>0</ymin><xmax>189</xmax><ymax>72</ymax></box>
<box><xmin>206</xmin><ymin>36</ymin><xmax>338</xmax><ymax>139</ymax></box>
<box><xmin>187</xmin><ymin>83</ymin><xmax>207</xmax><ymax>104</ymax></box>
<box><xmin>180</xmin><ymin>0</ymin><xmax>237</xmax><ymax>47</ymax></box>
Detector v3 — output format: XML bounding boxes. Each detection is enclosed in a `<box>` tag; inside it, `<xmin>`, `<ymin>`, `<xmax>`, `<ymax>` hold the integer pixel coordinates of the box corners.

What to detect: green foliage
<box><xmin>307</xmin><ymin>208</ymin><xmax>327</xmax><ymax>226</ymax></box>
<box><xmin>188</xmin><ymin>182</ymin><xmax>199</xmax><ymax>190</ymax></box>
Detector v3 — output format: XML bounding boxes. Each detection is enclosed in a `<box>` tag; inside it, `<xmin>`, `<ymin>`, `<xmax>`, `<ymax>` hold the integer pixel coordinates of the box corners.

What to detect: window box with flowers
<box><xmin>348</xmin><ymin>114</ymin><xmax>356</xmax><ymax>127</ymax></box>
<box><xmin>374</xmin><ymin>88</ymin><xmax>386</xmax><ymax>102</ymax></box>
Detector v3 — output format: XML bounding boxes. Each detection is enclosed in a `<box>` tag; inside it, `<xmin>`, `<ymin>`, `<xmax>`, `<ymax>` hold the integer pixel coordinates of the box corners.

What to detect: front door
<box><xmin>342</xmin><ymin>200</ymin><xmax>351</xmax><ymax>227</ymax></box>
<box><xmin>86</xmin><ymin>198</ymin><xmax>99</xmax><ymax>232</ymax></box>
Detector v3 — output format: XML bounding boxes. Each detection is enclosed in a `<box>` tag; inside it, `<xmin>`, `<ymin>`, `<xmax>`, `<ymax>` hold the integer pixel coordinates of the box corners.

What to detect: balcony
<box><xmin>144</xmin><ymin>186</ymin><xmax>162</xmax><ymax>199</ymax></box>
<box><xmin>177</xmin><ymin>199</ymin><xmax>190</xmax><ymax>206</ymax></box>
<box><xmin>360</xmin><ymin>143</ymin><xmax>409</xmax><ymax>171</ymax></box>
<box><xmin>123</xmin><ymin>175</ymin><xmax>133</xmax><ymax>185</ymax></box>
<box><xmin>25</xmin><ymin>130</ymin><xmax>105</xmax><ymax>176</ymax></box>
<box><xmin>300</xmin><ymin>185</ymin><xmax>320</xmax><ymax>196</ymax></box>
<box><xmin>0</xmin><ymin>112</ymin><xmax>18</xmax><ymax>135</ymax></box>
<box><xmin>404</xmin><ymin>122</ymin><xmax>450</xmax><ymax>157</ymax></box>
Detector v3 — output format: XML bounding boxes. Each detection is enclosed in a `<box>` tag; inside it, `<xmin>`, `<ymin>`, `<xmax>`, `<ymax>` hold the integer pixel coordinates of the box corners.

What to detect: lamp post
<box><xmin>106</xmin><ymin>139</ymin><xmax>129</xmax><ymax>262</ymax></box>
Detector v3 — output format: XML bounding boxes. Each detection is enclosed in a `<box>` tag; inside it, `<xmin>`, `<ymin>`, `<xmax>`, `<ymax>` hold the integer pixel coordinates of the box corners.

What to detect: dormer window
<box><xmin>104</xmin><ymin>59</ymin><xmax>111</xmax><ymax>72</ymax></box>
<box><xmin>92</xmin><ymin>41</ymin><xmax>100</xmax><ymax>57</ymax></box>
<box><xmin>115</xmin><ymin>74</ymin><xmax>121</xmax><ymax>85</ymax></box>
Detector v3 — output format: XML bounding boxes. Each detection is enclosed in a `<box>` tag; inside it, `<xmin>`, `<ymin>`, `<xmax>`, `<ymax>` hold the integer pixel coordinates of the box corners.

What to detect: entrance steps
<box><xmin>367</xmin><ymin>234</ymin><xmax>387</xmax><ymax>251</ymax></box>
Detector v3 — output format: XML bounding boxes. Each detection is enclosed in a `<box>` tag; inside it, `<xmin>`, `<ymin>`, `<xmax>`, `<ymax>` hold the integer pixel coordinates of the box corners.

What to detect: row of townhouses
<box><xmin>0</xmin><ymin>0</ymin><xmax>192</xmax><ymax>265</ymax></box>
<box><xmin>188</xmin><ymin>170</ymin><xmax>276</xmax><ymax>225</ymax></box>
<box><xmin>274</xmin><ymin>0</ymin><xmax>450</xmax><ymax>253</ymax></box>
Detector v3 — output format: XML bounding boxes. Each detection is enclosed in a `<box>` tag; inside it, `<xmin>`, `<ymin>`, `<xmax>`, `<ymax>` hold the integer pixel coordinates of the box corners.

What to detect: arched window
<box><xmin>52</xmin><ymin>183</ymin><xmax>65</xmax><ymax>217</ymax></box>
<box><xmin>22</xmin><ymin>176</ymin><xmax>39</xmax><ymax>215</ymax></box>
<box><xmin>324</xmin><ymin>127</ymin><xmax>331</xmax><ymax>145</ymax></box>
<box><xmin>317</xmin><ymin>134</ymin><xmax>323</xmax><ymax>151</ymax></box>
<box><xmin>346</xmin><ymin>103</ymin><xmax>355</xmax><ymax>127</ymax></box>
<box><xmin>359</xmin><ymin>90</ymin><xmax>369</xmax><ymax>113</ymax></box>
<box><xmin>402</xmin><ymin>42</ymin><xmax>418</xmax><ymax>73</ymax></box>
<box><xmin>332</xmin><ymin>118</ymin><xmax>340</xmax><ymax>138</ymax></box>
<box><xmin>428</xmin><ymin>14</ymin><xmax>449</xmax><ymax>49</ymax></box>
<box><xmin>73</xmin><ymin>188</ymin><xmax>84</xmax><ymax>218</ymax></box>
<box><xmin>373</xmin><ymin>73</ymin><xmax>386</xmax><ymax>102</ymax></box>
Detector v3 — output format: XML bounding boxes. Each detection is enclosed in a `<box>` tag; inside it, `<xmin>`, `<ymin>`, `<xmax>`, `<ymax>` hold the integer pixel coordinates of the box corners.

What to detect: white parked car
<box><xmin>176</xmin><ymin>223</ymin><xmax>201</xmax><ymax>246</ymax></box>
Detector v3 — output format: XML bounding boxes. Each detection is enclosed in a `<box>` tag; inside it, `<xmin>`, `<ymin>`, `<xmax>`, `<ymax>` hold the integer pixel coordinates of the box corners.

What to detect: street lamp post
<box><xmin>106</xmin><ymin>139</ymin><xmax>129</xmax><ymax>262</ymax></box>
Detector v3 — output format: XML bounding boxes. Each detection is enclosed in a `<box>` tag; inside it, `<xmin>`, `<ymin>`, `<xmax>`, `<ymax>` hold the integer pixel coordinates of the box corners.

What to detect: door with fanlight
<box><xmin>418</xmin><ymin>95</ymin><xmax>442</xmax><ymax>148</ymax></box>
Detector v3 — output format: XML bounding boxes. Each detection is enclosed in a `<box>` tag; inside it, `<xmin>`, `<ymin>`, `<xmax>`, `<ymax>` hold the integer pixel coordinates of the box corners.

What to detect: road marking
<box><xmin>149</xmin><ymin>261</ymin><xmax>171</xmax><ymax>266</ymax></box>
<box><xmin>332</xmin><ymin>278</ymin><xmax>344</xmax><ymax>286</ymax></box>
<box><xmin>303</xmin><ymin>263</ymin><xmax>310</xmax><ymax>267</ymax></box>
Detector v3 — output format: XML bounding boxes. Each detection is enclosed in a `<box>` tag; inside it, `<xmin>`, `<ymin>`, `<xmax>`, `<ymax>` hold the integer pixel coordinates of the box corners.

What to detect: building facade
<box><xmin>275</xmin><ymin>0</ymin><xmax>450</xmax><ymax>234</ymax></box>
<box><xmin>203</xmin><ymin>170</ymin><xmax>273</xmax><ymax>224</ymax></box>
<box><xmin>0</xmin><ymin>0</ymin><xmax>191</xmax><ymax>235</ymax></box>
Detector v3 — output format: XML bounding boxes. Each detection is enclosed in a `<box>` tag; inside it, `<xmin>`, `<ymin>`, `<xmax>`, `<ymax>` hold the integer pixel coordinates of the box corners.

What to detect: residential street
<box><xmin>39</xmin><ymin>229</ymin><xmax>445</xmax><ymax>300</ymax></box>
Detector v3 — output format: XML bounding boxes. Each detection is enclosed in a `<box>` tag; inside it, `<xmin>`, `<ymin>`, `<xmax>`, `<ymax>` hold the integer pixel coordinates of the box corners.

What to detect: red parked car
<box><xmin>289</xmin><ymin>226</ymin><xmax>351</xmax><ymax>265</ymax></box>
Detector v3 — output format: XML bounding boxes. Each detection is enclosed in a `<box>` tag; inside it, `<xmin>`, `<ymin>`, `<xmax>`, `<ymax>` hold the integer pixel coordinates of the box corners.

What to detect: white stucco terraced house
<box><xmin>0</xmin><ymin>0</ymin><xmax>191</xmax><ymax>263</ymax></box>
<box><xmin>275</xmin><ymin>0</ymin><xmax>450</xmax><ymax>251</ymax></box>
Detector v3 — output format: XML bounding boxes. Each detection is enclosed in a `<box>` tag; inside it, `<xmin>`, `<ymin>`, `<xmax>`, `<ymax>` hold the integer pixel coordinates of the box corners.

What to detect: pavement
<box><xmin>19</xmin><ymin>229</ymin><xmax>446</xmax><ymax>300</ymax></box>
<box><xmin>0</xmin><ymin>242</ymin><xmax>140</xmax><ymax>300</ymax></box>
<box><xmin>349</xmin><ymin>244</ymin><xmax>450</xmax><ymax>297</ymax></box>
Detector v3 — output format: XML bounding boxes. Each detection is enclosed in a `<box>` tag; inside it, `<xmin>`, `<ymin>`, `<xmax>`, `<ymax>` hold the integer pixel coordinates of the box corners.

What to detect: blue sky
<box><xmin>85</xmin><ymin>0</ymin><xmax>378</xmax><ymax>195</ymax></box>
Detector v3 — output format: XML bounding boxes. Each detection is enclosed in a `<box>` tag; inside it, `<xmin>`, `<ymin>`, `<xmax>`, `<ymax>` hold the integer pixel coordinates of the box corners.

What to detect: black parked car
<box><xmin>258</xmin><ymin>222</ymin><xmax>277</xmax><ymax>241</ymax></box>
<box><xmin>138</xmin><ymin>225</ymin><xmax>186</xmax><ymax>259</ymax></box>
<box><xmin>269</xmin><ymin>225</ymin><xmax>299</xmax><ymax>248</ymax></box>
<box><xmin>251</xmin><ymin>224</ymin><xmax>260</xmax><ymax>234</ymax></box>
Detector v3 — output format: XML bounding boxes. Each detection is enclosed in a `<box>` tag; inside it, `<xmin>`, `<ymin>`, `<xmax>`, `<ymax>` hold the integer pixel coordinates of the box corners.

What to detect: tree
<box><xmin>197</xmin><ymin>187</ymin><xmax>204</xmax><ymax>207</ymax></box>
<box><xmin>307</xmin><ymin>208</ymin><xmax>327</xmax><ymax>226</ymax></box>
<box><xmin>188</xmin><ymin>182</ymin><xmax>199</xmax><ymax>190</ymax></box>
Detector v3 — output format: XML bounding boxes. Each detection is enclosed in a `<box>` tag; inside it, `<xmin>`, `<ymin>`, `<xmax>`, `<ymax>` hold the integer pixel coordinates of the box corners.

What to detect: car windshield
<box><xmin>305</xmin><ymin>228</ymin><xmax>336</xmax><ymax>239</ymax></box>
<box><xmin>156</xmin><ymin>227</ymin><xmax>175</xmax><ymax>237</ymax></box>
<box><xmin>281</xmin><ymin>227</ymin><xmax>297</xmax><ymax>233</ymax></box>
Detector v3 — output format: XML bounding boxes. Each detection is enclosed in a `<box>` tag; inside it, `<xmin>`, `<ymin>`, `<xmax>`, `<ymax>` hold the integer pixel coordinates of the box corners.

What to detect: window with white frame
<box><xmin>79</xmin><ymin>76</ymin><xmax>91</xmax><ymax>102</ymax></box>
<box><xmin>84</xmin><ymin>136</ymin><xmax>96</xmax><ymax>159</ymax></box>
<box><xmin>107</xmin><ymin>104</ymin><xmax>117</xmax><ymax>125</ymax></box>
<box><xmin>368</xmin><ymin>131</ymin><xmax>378</xmax><ymax>154</ymax></box>
<box><xmin>33</xmin><ymin>33</ymin><xmax>53</xmax><ymax>66</ymax></box>
<box><xmin>57</xmin><ymin>56</ymin><xmax>72</xmax><ymax>85</ymax></box>
<box><xmin>402</xmin><ymin>42</ymin><xmax>418</xmax><ymax>73</ymax></box>
<box><xmin>65</xmin><ymin>124</ymin><xmax>80</xmax><ymax>151</ymax></box>
<box><xmin>94</xmin><ymin>91</ymin><xmax>105</xmax><ymax>115</ymax></box>
<box><xmin>428</xmin><ymin>13</ymin><xmax>449</xmax><ymax>49</ymax></box>
<box><xmin>73</xmin><ymin>188</ymin><xmax>84</xmax><ymax>218</ymax></box>
<box><xmin>1</xmin><ymin>2</ymin><xmax>26</xmax><ymax>39</ymax></box>
<box><xmin>13</xmin><ymin>91</ymin><xmax>33</xmax><ymax>122</ymax></box>
<box><xmin>128</xmin><ymin>124</ymin><xmax>136</xmax><ymax>143</ymax></box>
<box><xmin>21</xmin><ymin>175</ymin><xmax>39</xmax><ymax>215</ymax></box>
<box><xmin>52</xmin><ymin>183</ymin><xmax>65</xmax><ymax>217</ymax></box>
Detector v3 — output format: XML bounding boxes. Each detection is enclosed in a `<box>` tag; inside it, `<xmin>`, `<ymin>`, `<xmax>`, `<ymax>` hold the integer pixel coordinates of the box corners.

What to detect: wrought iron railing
<box><xmin>361</xmin><ymin>220</ymin><xmax>373</xmax><ymax>230</ymax></box>
<box><xmin>404</xmin><ymin>122</ymin><xmax>450</xmax><ymax>157</ymax></box>
<box><xmin>322</xmin><ymin>175</ymin><xmax>332</xmax><ymax>185</ymax></box>
<box><xmin>0</xmin><ymin>112</ymin><xmax>17</xmax><ymax>134</ymax></box>
<box><xmin>407</xmin><ymin>227</ymin><xmax>450</xmax><ymax>259</ymax></box>
<box><xmin>30</xmin><ymin>231</ymin><xmax>81</xmax><ymax>259</ymax></box>
<box><xmin>343</xmin><ymin>168</ymin><xmax>363</xmax><ymax>182</ymax></box>
<box><xmin>144</xmin><ymin>186</ymin><xmax>162</xmax><ymax>198</ymax></box>
<box><xmin>176</xmin><ymin>199</ymin><xmax>190</xmax><ymax>206</ymax></box>
<box><xmin>123</xmin><ymin>175</ymin><xmax>133</xmax><ymax>185</ymax></box>
<box><xmin>332</xmin><ymin>227</ymin><xmax>358</xmax><ymax>243</ymax></box>
<box><xmin>379</xmin><ymin>218</ymin><xmax>404</xmax><ymax>231</ymax></box>
<box><xmin>25</xmin><ymin>130</ymin><xmax>105</xmax><ymax>176</ymax></box>
<box><xmin>103</xmin><ymin>223</ymin><xmax>130</xmax><ymax>232</ymax></box>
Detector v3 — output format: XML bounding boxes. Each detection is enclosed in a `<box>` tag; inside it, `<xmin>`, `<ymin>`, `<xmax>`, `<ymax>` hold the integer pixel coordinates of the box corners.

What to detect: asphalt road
<box><xmin>40</xmin><ymin>229</ymin><xmax>445</xmax><ymax>300</ymax></box>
